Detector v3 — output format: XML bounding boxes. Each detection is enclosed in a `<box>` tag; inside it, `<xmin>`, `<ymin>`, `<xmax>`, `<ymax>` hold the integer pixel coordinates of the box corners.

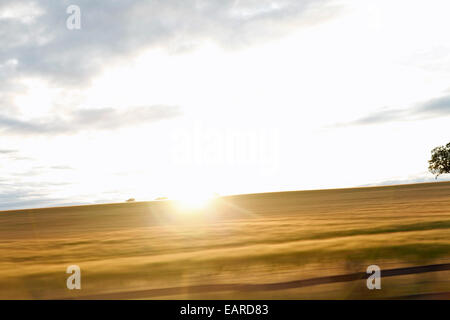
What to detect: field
<box><xmin>1</xmin><ymin>182</ymin><xmax>450</xmax><ymax>299</ymax></box>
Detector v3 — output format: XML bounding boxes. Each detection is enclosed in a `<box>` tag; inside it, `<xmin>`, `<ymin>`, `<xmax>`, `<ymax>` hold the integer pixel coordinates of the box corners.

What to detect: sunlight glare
<box><xmin>173</xmin><ymin>190</ymin><xmax>215</xmax><ymax>212</ymax></box>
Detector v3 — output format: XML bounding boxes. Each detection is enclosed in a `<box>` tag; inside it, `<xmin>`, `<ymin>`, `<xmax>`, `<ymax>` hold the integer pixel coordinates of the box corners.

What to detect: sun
<box><xmin>172</xmin><ymin>190</ymin><xmax>216</xmax><ymax>211</ymax></box>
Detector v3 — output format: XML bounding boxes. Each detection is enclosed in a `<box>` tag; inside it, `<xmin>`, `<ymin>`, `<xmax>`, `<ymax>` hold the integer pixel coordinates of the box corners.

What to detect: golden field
<box><xmin>1</xmin><ymin>182</ymin><xmax>449</xmax><ymax>299</ymax></box>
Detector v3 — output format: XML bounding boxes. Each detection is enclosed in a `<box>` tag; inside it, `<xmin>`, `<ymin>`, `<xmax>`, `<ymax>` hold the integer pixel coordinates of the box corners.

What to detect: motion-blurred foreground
<box><xmin>1</xmin><ymin>182</ymin><xmax>450</xmax><ymax>299</ymax></box>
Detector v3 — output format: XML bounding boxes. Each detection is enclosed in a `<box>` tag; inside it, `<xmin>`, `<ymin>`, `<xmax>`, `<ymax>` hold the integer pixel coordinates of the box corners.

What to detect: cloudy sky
<box><xmin>1</xmin><ymin>0</ymin><xmax>450</xmax><ymax>210</ymax></box>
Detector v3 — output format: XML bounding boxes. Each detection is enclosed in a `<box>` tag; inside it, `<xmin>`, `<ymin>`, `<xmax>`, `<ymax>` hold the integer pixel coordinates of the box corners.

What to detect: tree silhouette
<box><xmin>428</xmin><ymin>142</ymin><xmax>450</xmax><ymax>179</ymax></box>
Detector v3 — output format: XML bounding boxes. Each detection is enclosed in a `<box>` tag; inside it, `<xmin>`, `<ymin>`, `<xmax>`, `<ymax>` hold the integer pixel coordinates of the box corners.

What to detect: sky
<box><xmin>1</xmin><ymin>0</ymin><xmax>450</xmax><ymax>210</ymax></box>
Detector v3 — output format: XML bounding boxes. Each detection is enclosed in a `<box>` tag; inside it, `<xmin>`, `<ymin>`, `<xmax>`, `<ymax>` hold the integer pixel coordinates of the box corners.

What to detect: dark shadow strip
<box><xmin>71</xmin><ymin>263</ymin><xmax>450</xmax><ymax>299</ymax></box>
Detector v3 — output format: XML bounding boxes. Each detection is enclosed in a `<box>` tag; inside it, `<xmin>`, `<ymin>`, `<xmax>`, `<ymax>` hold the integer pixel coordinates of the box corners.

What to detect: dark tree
<box><xmin>428</xmin><ymin>142</ymin><xmax>450</xmax><ymax>179</ymax></box>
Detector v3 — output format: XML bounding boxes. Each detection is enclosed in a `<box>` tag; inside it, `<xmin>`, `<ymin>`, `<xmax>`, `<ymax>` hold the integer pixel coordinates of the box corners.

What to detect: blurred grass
<box><xmin>0</xmin><ymin>182</ymin><xmax>450</xmax><ymax>299</ymax></box>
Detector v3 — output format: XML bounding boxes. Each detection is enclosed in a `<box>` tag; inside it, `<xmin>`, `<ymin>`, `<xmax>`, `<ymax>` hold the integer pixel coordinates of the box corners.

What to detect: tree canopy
<box><xmin>428</xmin><ymin>142</ymin><xmax>450</xmax><ymax>179</ymax></box>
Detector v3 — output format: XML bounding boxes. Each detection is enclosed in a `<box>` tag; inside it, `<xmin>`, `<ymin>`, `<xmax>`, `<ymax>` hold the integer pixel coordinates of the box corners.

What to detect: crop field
<box><xmin>1</xmin><ymin>182</ymin><xmax>450</xmax><ymax>299</ymax></box>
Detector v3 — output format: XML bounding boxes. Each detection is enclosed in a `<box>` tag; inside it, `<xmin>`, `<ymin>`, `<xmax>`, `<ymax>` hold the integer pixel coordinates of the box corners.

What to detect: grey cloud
<box><xmin>0</xmin><ymin>105</ymin><xmax>181</xmax><ymax>135</ymax></box>
<box><xmin>335</xmin><ymin>93</ymin><xmax>450</xmax><ymax>127</ymax></box>
<box><xmin>0</xmin><ymin>175</ymin><xmax>79</xmax><ymax>210</ymax></box>
<box><xmin>0</xmin><ymin>0</ymin><xmax>338</xmax><ymax>87</ymax></box>
<box><xmin>347</xmin><ymin>109</ymin><xmax>405</xmax><ymax>126</ymax></box>
<box><xmin>360</xmin><ymin>175</ymin><xmax>450</xmax><ymax>187</ymax></box>
<box><xmin>0</xmin><ymin>189</ymin><xmax>73</xmax><ymax>211</ymax></box>
<box><xmin>50</xmin><ymin>165</ymin><xmax>73</xmax><ymax>170</ymax></box>
<box><xmin>0</xmin><ymin>149</ymin><xmax>33</xmax><ymax>161</ymax></box>
<box><xmin>416</xmin><ymin>95</ymin><xmax>450</xmax><ymax>116</ymax></box>
<box><xmin>0</xmin><ymin>149</ymin><xmax>17</xmax><ymax>154</ymax></box>
<box><xmin>0</xmin><ymin>150</ymin><xmax>33</xmax><ymax>161</ymax></box>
